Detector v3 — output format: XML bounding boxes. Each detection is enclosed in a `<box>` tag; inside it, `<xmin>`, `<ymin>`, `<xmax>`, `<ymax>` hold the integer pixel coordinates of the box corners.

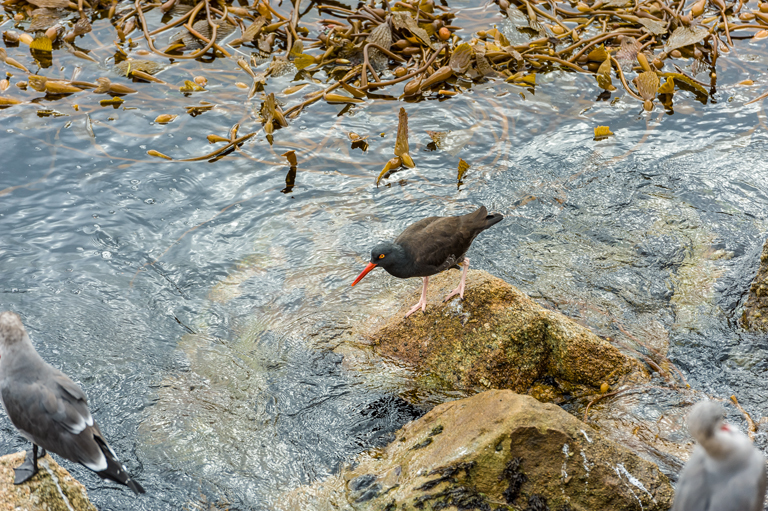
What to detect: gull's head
<box><xmin>0</xmin><ymin>311</ymin><xmax>28</xmax><ymax>357</ymax></box>
<box><xmin>687</xmin><ymin>400</ymin><xmax>725</xmax><ymax>443</ymax></box>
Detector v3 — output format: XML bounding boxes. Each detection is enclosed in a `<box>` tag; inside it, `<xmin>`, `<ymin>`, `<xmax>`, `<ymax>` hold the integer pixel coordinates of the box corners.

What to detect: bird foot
<box><xmin>444</xmin><ymin>258</ymin><xmax>469</xmax><ymax>303</ymax></box>
<box><xmin>404</xmin><ymin>299</ymin><xmax>427</xmax><ymax>318</ymax></box>
<box><xmin>14</xmin><ymin>449</ymin><xmax>44</xmax><ymax>485</ymax></box>
<box><xmin>443</xmin><ymin>286</ymin><xmax>465</xmax><ymax>303</ymax></box>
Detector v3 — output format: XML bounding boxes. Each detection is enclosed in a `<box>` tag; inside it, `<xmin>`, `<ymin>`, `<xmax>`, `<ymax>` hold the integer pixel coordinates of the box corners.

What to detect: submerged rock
<box><xmin>367</xmin><ymin>269</ymin><xmax>644</xmax><ymax>396</ymax></box>
<box><xmin>0</xmin><ymin>451</ymin><xmax>97</xmax><ymax>511</ymax></box>
<box><xmin>282</xmin><ymin>390</ymin><xmax>674</xmax><ymax>510</ymax></box>
<box><xmin>742</xmin><ymin>238</ymin><xmax>768</xmax><ymax>330</ymax></box>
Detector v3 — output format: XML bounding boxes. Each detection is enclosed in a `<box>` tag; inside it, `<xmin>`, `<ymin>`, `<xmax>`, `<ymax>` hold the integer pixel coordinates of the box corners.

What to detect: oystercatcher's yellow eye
<box><xmin>378</xmin><ymin>254</ymin><xmax>385</xmax><ymax>259</ymax></box>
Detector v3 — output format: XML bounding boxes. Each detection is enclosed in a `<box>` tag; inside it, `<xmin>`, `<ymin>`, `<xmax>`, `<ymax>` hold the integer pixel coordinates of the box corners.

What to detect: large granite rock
<box><xmin>0</xmin><ymin>451</ymin><xmax>97</xmax><ymax>511</ymax></box>
<box><xmin>282</xmin><ymin>390</ymin><xmax>674</xmax><ymax>510</ymax></box>
<box><xmin>367</xmin><ymin>270</ymin><xmax>644</xmax><ymax>396</ymax></box>
<box><xmin>742</xmin><ymin>238</ymin><xmax>768</xmax><ymax>330</ymax></box>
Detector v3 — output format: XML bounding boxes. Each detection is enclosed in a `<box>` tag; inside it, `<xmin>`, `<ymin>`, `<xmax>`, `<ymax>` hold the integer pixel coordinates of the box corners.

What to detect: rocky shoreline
<box><xmin>280</xmin><ymin>269</ymin><xmax>687</xmax><ymax>510</ymax></box>
<box><xmin>0</xmin><ymin>451</ymin><xmax>96</xmax><ymax>511</ymax></box>
<box><xmin>282</xmin><ymin>390</ymin><xmax>674</xmax><ymax>511</ymax></box>
<box><xmin>7</xmin><ymin>256</ymin><xmax>768</xmax><ymax>509</ymax></box>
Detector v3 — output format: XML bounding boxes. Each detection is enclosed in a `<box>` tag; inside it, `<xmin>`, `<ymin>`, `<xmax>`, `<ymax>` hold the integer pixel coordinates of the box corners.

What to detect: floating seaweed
<box><xmin>377</xmin><ymin>107</ymin><xmax>413</xmax><ymax>186</ymax></box>
<box><xmin>0</xmin><ymin>0</ymin><xmax>765</xmax><ymax>171</ymax></box>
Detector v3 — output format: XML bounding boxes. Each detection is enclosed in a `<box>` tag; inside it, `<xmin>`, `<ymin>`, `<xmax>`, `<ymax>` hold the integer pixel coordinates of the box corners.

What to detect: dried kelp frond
<box><xmin>636</xmin><ymin>18</ymin><xmax>667</xmax><ymax>35</ymax></box>
<box><xmin>30</xmin><ymin>35</ymin><xmax>53</xmax><ymax>52</ymax></box>
<box><xmin>0</xmin><ymin>0</ymin><xmax>752</xmax><ymax>136</ymax></box>
<box><xmin>426</xmin><ymin>125</ymin><xmax>478</xmax><ymax>156</ymax></box>
<box><xmin>596</xmin><ymin>58</ymin><xmax>615</xmax><ymax>91</ymax></box>
<box><xmin>636</xmin><ymin>71</ymin><xmax>660</xmax><ymax>101</ymax></box>
<box><xmin>230</xmin><ymin>16</ymin><xmax>266</xmax><ymax>46</ymax></box>
<box><xmin>72</xmin><ymin>17</ymin><xmax>92</xmax><ymax>37</ymax></box>
<box><xmin>457</xmin><ymin>158</ymin><xmax>469</xmax><ymax>183</ymax></box>
<box><xmin>169</xmin><ymin>19</ymin><xmax>235</xmax><ymax>50</ymax></box>
<box><xmin>588</xmin><ymin>44</ymin><xmax>610</xmax><ymax>63</ymax></box>
<box><xmin>594</xmin><ymin>126</ymin><xmax>614</xmax><ymax>140</ymax></box>
<box><xmin>391</xmin><ymin>12</ymin><xmax>438</xmax><ymax>50</ymax></box>
<box><xmin>28</xmin><ymin>8</ymin><xmax>63</xmax><ymax>31</ymax></box>
<box><xmin>665</xmin><ymin>26</ymin><xmax>709</xmax><ymax>53</ymax></box>
<box><xmin>449</xmin><ymin>43</ymin><xmax>473</xmax><ymax>75</ymax></box>
<box><xmin>367</xmin><ymin>22</ymin><xmax>393</xmax><ymax>70</ymax></box>
<box><xmin>660</xmin><ymin>72</ymin><xmax>708</xmax><ymax>97</ymax></box>
<box><xmin>260</xmin><ymin>92</ymin><xmax>288</xmax><ymax>136</ymax></box>
<box><xmin>179</xmin><ymin>80</ymin><xmax>205</xmax><ymax>93</ymax></box>
<box><xmin>113</xmin><ymin>59</ymin><xmax>166</xmax><ymax>77</ymax></box>
<box><xmin>25</xmin><ymin>0</ymin><xmax>74</xmax><ymax>9</ymax></box>
<box><xmin>394</xmin><ymin>107</ymin><xmax>413</xmax><ymax>167</ymax></box>
<box><xmin>94</xmin><ymin>77</ymin><xmax>137</xmax><ymax>94</ymax></box>
<box><xmin>658</xmin><ymin>76</ymin><xmax>675</xmax><ymax>94</ymax></box>
<box><xmin>616</xmin><ymin>37</ymin><xmax>641</xmax><ymax>72</ymax></box>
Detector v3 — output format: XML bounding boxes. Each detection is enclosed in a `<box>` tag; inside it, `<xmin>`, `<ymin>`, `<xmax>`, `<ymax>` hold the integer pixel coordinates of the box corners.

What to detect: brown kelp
<box><xmin>0</xmin><ymin>0</ymin><xmax>764</xmax><ymax>157</ymax></box>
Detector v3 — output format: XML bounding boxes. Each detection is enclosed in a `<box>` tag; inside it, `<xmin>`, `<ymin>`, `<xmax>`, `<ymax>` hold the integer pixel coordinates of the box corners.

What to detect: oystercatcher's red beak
<box><xmin>351</xmin><ymin>262</ymin><xmax>377</xmax><ymax>286</ymax></box>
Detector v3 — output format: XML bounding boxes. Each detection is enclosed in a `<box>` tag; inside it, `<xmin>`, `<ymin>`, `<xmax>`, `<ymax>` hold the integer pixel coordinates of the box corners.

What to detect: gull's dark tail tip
<box><xmin>94</xmin><ymin>437</ymin><xmax>146</xmax><ymax>495</ymax></box>
<box><xmin>126</xmin><ymin>477</ymin><xmax>146</xmax><ymax>495</ymax></box>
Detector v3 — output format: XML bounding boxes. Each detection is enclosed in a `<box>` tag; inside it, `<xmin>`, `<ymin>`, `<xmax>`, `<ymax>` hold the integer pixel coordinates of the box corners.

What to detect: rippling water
<box><xmin>2</xmin><ymin>1</ymin><xmax>768</xmax><ymax>508</ymax></box>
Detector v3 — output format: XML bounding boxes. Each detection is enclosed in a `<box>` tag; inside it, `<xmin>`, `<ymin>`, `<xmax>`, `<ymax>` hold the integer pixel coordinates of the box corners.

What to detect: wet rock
<box><xmin>281</xmin><ymin>390</ymin><xmax>674</xmax><ymax>510</ymax></box>
<box><xmin>368</xmin><ymin>270</ymin><xmax>644</xmax><ymax>396</ymax></box>
<box><xmin>742</xmin><ymin>238</ymin><xmax>768</xmax><ymax>330</ymax></box>
<box><xmin>583</xmin><ymin>386</ymin><xmax>693</xmax><ymax>479</ymax></box>
<box><xmin>0</xmin><ymin>451</ymin><xmax>97</xmax><ymax>511</ymax></box>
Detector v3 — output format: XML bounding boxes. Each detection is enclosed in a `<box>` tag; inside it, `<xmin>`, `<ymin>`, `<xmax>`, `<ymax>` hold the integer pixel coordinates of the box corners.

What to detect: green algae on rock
<box><xmin>367</xmin><ymin>269</ymin><xmax>643</xmax><ymax>396</ymax></box>
<box><xmin>281</xmin><ymin>390</ymin><xmax>673</xmax><ymax>511</ymax></box>
<box><xmin>0</xmin><ymin>451</ymin><xmax>97</xmax><ymax>511</ymax></box>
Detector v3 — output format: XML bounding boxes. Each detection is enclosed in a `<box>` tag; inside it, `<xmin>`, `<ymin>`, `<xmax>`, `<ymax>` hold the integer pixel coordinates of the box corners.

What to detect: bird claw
<box><xmin>443</xmin><ymin>286</ymin><xmax>464</xmax><ymax>303</ymax></box>
<box><xmin>14</xmin><ymin>451</ymin><xmax>40</xmax><ymax>485</ymax></box>
<box><xmin>443</xmin><ymin>291</ymin><xmax>460</xmax><ymax>302</ymax></box>
<box><xmin>444</xmin><ymin>258</ymin><xmax>468</xmax><ymax>303</ymax></box>
<box><xmin>404</xmin><ymin>300</ymin><xmax>427</xmax><ymax>318</ymax></box>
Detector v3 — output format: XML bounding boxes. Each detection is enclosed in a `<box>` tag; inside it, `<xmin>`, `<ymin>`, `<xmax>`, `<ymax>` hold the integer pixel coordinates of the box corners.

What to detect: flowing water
<box><xmin>1</xmin><ymin>1</ymin><xmax>768</xmax><ymax>509</ymax></box>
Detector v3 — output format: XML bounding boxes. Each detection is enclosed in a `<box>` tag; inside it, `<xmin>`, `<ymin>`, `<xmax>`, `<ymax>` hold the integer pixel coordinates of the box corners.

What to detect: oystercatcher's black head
<box><xmin>351</xmin><ymin>242</ymin><xmax>406</xmax><ymax>286</ymax></box>
<box><xmin>369</xmin><ymin>241</ymin><xmax>405</xmax><ymax>265</ymax></box>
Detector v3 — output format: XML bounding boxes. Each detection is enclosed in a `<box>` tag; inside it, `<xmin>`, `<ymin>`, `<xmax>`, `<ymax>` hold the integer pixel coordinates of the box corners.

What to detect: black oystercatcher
<box><xmin>671</xmin><ymin>400</ymin><xmax>766</xmax><ymax>511</ymax></box>
<box><xmin>0</xmin><ymin>311</ymin><xmax>145</xmax><ymax>494</ymax></box>
<box><xmin>351</xmin><ymin>206</ymin><xmax>503</xmax><ymax>318</ymax></box>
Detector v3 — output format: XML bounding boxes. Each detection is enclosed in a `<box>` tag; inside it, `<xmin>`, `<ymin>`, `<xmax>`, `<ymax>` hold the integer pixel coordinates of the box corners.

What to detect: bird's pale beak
<box><xmin>351</xmin><ymin>262</ymin><xmax>377</xmax><ymax>286</ymax></box>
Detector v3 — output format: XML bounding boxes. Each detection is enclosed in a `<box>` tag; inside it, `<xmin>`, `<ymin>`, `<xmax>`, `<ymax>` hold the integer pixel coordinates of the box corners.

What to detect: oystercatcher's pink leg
<box><xmin>444</xmin><ymin>258</ymin><xmax>470</xmax><ymax>302</ymax></box>
<box><xmin>405</xmin><ymin>277</ymin><xmax>429</xmax><ymax>318</ymax></box>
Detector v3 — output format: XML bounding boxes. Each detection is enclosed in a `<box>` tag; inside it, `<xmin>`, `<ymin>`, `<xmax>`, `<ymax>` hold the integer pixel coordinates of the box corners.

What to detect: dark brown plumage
<box><xmin>352</xmin><ymin>206</ymin><xmax>503</xmax><ymax>317</ymax></box>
